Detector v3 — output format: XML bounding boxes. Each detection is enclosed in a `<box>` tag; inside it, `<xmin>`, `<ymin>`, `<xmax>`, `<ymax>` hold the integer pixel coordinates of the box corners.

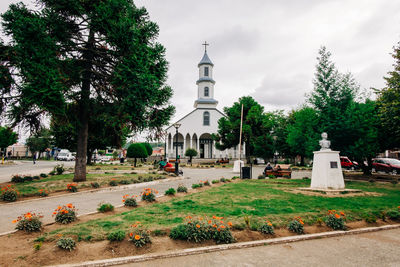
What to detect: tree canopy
<box><xmin>0</xmin><ymin>126</ymin><xmax>18</xmax><ymax>151</ymax></box>
<box><xmin>25</xmin><ymin>128</ymin><xmax>52</xmax><ymax>156</ymax></box>
<box><xmin>127</xmin><ymin>143</ymin><xmax>148</xmax><ymax>167</ymax></box>
<box><xmin>1</xmin><ymin>0</ymin><xmax>174</xmax><ymax>181</ymax></box>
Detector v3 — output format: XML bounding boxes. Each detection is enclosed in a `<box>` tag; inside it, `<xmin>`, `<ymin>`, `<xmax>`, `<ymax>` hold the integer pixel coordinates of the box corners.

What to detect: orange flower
<box><xmin>299</xmin><ymin>220</ymin><xmax>304</xmax><ymax>225</ymax></box>
<box><xmin>335</xmin><ymin>214</ymin><xmax>340</xmax><ymax>219</ymax></box>
<box><xmin>135</xmin><ymin>235</ymin><xmax>140</xmax><ymax>240</ymax></box>
<box><xmin>217</xmin><ymin>228</ymin><xmax>221</xmax><ymax>232</ymax></box>
<box><xmin>221</xmin><ymin>225</ymin><xmax>225</xmax><ymax>229</ymax></box>
<box><xmin>129</xmin><ymin>233</ymin><xmax>133</xmax><ymax>237</ymax></box>
<box><xmin>268</xmin><ymin>223</ymin><xmax>272</xmax><ymax>226</ymax></box>
<box><xmin>208</xmin><ymin>220</ymin><xmax>212</xmax><ymax>224</ymax></box>
<box><xmin>52</xmin><ymin>212</ymin><xmax>57</xmax><ymax>215</ymax></box>
<box><xmin>340</xmin><ymin>211</ymin><xmax>345</xmax><ymax>216</ymax></box>
<box><xmin>12</xmin><ymin>220</ymin><xmax>17</xmax><ymax>223</ymax></box>
<box><xmin>227</xmin><ymin>222</ymin><xmax>232</xmax><ymax>227</ymax></box>
<box><xmin>67</xmin><ymin>203</ymin><xmax>73</xmax><ymax>208</ymax></box>
<box><xmin>196</xmin><ymin>224</ymin><xmax>200</xmax><ymax>228</ymax></box>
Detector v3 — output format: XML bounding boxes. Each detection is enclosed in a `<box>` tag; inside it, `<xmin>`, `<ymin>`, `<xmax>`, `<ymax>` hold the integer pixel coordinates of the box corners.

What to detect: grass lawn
<box><xmin>44</xmin><ymin>179</ymin><xmax>400</xmax><ymax>241</ymax></box>
<box><xmin>9</xmin><ymin>172</ymin><xmax>167</xmax><ymax>197</ymax></box>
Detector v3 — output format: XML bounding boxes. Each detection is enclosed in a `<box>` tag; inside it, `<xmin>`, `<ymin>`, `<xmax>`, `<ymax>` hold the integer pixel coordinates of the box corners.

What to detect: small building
<box><xmin>165</xmin><ymin>45</ymin><xmax>243</xmax><ymax>159</ymax></box>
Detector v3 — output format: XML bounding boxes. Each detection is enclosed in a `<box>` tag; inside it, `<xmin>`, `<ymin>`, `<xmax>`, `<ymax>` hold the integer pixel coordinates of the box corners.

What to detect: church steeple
<box><xmin>194</xmin><ymin>42</ymin><xmax>218</xmax><ymax>108</ymax></box>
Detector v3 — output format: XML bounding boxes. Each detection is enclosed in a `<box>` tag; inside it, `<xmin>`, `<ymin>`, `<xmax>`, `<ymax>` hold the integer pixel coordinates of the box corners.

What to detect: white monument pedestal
<box><xmin>311</xmin><ymin>150</ymin><xmax>345</xmax><ymax>190</ymax></box>
<box><xmin>233</xmin><ymin>160</ymin><xmax>244</xmax><ymax>173</ymax></box>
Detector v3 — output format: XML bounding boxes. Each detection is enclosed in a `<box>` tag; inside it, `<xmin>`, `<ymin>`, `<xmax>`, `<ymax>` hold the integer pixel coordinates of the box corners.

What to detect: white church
<box><xmin>165</xmin><ymin>44</ymin><xmax>243</xmax><ymax>159</ymax></box>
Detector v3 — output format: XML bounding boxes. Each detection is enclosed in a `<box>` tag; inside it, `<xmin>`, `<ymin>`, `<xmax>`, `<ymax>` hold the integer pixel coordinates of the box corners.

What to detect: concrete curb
<box><xmin>0</xmin><ymin>176</ymin><xmax>182</xmax><ymax>207</ymax></box>
<box><xmin>50</xmin><ymin>224</ymin><xmax>400</xmax><ymax>267</ymax></box>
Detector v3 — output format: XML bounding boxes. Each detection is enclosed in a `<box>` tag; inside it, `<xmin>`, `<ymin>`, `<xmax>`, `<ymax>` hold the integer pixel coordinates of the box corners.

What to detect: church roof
<box><xmin>198</xmin><ymin>52</ymin><xmax>214</xmax><ymax>67</ymax></box>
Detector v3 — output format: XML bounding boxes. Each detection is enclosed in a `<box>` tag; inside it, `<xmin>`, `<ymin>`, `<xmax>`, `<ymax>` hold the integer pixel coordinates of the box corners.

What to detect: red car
<box><xmin>372</xmin><ymin>158</ymin><xmax>400</xmax><ymax>175</ymax></box>
<box><xmin>340</xmin><ymin>156</ymin><xmax>359</xmax><ymax>170</ymax></box>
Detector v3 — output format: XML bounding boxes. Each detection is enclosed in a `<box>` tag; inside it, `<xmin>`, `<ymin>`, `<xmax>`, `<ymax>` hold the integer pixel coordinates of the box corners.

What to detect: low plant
<box><xmin>90</xmin><ymin>182</ymin><xmax>100</xmax><ymax>188</ymax></box>
<box><xmin>48</xmin><ymin>170</ymin><xmax>56</xmax><ymax>176</ymax></box>
<box><xmin>11</xmin><ymin>174</ymin><xmax>24</xmax><ymax>183</ymax></box>
<box><xmin>268</xmin><ymin>174</ymin><xmax>276</xmax><ymax>179</ymax></box>
<box><xmin>141</xmin><ymin>188</ymin><xmax>157</xmax><ymax>202</ymax></box>
<box><xmin>54</xmin><ymin>164</ymin><xmax>65</xmax><ymax>175</ymax></box>
<box><xmin>364</xmin><ymin>214</ymin><xmax>377</xmax><ymax>224</ymax></box>
<box><xmin>386</xmin><ymin>210</ymin><xmax>400</xmax><ymax>220</ymax></box>
<box><xmin>23</xmin><ymin>175</ymin><xmax>33</xmax><ymax>182</ymax></box>
<box><xmin>119</xmin><ymin>180</ymin><xmax>131</xmax><ymax>185</ymax></box>
<box><xmin>325</xmin><ymin>210</ymin><xmax>346</xmax><ymax>230</ymax></box>
<box><xmin>258</xmin><ymin>220</ymin><xmax>274</xmax><ymax>235</ymax></box>
<box><xmin>53</xmin><ymin>204</ymin><xmax>77</xmax><ymax>224</ymax></box>
<box><xmin>201</xmin><ymin>180</ymin><xmax>211</xmax><ymax>186</ymax></box>
<box><xmin>122</xmin><ymin>194</ymin><xmax>138</xmax><ymax>207</ymax></box>
<box><xmin>177</xmin><ymin>185</ymin><xmax>188</xmax><ymax>193</ymax></box>
<box><xmin>57</xmin><ymin>237</ymin><xmax>76</xmax><ymax>251</ymax></box>
<box><xmin>109</xmin><ymin>179</ymin><xmax>118</xmax><ymax>186</ymax></box>
<box><xmin>98</xmin><ymin>203</ymin><xmax>114</xmax><ymax>212</ymax></box>
<box><xmin>34</xmin><ymin>242</ymin><xmax>42</xmax><ymax>251</ymax></box>
<box><xmin>66</xmin><ymin>183</ymin><xmax>78</xmax><ymax>192</ymax></box>
<box><xmin>37</xmin><ymin>189</ymin><xmax>49</xmax><ymax>197</ymax></box>
<box><xmin>33</xmin><ymin>175</ymin><xmax>40</xmax><ymax>180</ymax></box>
<box><xmin>288</xmin><ymin>217</ymin><xmax>305</xmax><ymax>234</ymax></box>
<box><xmin>220</xmin><ymin>178</ymin><xmax>226</xmax><ymax>183</ymax></box>
<box><xmin>258</xmin><ymin>174</ymin><xmax>266</xmax><ymax>179</ymax></box>
<box><xmin>128</xmin><ymin>222</ymin><xmax>151</xmax><ymax>247</ymax></box>
<box><xmin>1</xmin><ymin>185</ymin><xmax>19</xmax><ymax>202</ymax></box>
<box><xmin>212</xmin><ymin>180</ymin><xmax>219</xmax><ymax>184</ymax></box>
<box><xmin>232</xmin><ymin>176</ymin><xmax>239</xmax><ymax>180</ymax></box>
<box><xmin>107</xmin><ymin>230</ymin><xmax>126</xmax><ymax>242</ymax></box>
<box><xmin>13</xmin><ymin>212</ymin><xmax>43</xmax><ymax>232</ymax></box>
<box><xmin>165</xmin><ymin>188</ymin><xmax>176</xmax><ymax>196</ymax></box>
<box><xmin>192</xmin><ymin>183</ymin><xmax>201</xmax><ymax>189</ymax></box>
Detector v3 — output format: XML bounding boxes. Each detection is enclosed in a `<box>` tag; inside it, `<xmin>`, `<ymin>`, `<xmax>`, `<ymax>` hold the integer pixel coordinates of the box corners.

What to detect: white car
<box><xmin>57</xmin><ymin>151</ymin><xmax>75</xmax><ymax>161</ymax></box>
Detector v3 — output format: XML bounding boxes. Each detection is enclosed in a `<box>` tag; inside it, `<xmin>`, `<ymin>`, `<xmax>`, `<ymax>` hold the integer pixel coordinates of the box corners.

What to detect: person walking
<box><xmin>33</xmin><ymin>153</ymin><xmax>36</xmax><ymax>165</ymax></box>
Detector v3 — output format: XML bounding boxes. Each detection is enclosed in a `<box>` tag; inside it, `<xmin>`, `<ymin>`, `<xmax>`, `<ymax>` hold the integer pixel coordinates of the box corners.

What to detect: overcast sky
<box><xmin>2</xmin><ymin>0</ymin><xmax>400</xmax><ymax>125</ymax></box>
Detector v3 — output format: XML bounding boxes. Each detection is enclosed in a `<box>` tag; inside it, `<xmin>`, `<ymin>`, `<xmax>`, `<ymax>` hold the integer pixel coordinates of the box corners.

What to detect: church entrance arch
<box><xmin>199</xmin><ymin>133</ymin><xmax>213</xmax><ymax>159</ymax></box>
<box><xmin>172</xmin><ymin>133</ymin><xmax>184</xmax><ymax>158</ymax></box>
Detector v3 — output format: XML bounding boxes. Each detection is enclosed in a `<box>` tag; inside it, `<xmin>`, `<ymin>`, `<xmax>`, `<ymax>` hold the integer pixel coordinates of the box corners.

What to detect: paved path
<box><xmin>0</xmin><ymin>168</ymin><xmax>243</xmax><ymax>233</ymax></box>
<box><xmin>0</xmin><ymin>160</ymin><xmax>75</xmax><ymax>183</ymax></box>
<box><xmin>124</xmin><ymin>228</ymin><xmax>400</xmax><ymax>267</ymax></box>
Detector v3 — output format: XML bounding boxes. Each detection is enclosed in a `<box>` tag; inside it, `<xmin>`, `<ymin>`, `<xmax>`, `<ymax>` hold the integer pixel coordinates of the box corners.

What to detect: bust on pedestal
<box><xmin>310</xmin><ymin>133</ymin><xmax>345</xmax><ymax>190</ymax></box>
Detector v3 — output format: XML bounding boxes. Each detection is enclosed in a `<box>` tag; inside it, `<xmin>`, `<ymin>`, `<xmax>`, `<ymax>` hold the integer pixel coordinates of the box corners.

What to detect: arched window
<box><xmin>203</xmin><ymin>111</ymin><xmax>210</xmax><ymax>126</ymax></box>
<box><xmin>204</xmin><ymin>87</ymin><xmax>209</xmax><ymax>97</ymax></box>
<box><xmin>204</xmin><ymin>67</ymin><xmax>209</xmax><ymax>76</ymax></box>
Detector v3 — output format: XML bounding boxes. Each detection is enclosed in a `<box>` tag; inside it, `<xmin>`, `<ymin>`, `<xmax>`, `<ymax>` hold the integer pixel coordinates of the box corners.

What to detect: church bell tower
<box><xmin>194</xmin><ymin>42</ymin><xmax>218</xmax><ymax>108</ymax></box>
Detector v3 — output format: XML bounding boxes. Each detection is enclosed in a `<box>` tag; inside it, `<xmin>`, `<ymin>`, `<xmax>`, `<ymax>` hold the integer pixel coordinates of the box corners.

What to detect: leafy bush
<box><xmin>288</xmin><ymin>217</ymin><xmax>304</xmax><ymax>234</ymax></box>
<box><xmin>169</xmin><ymin>224</ymin><xmax>189</xmax><ymax>240</ymax></box>
<box><xmin>225</xmin><ymin>179</ymin><xmax>231</xmax><ymax>182</ymax></box>
<box><xmin>53</xmin><ymin>204</ymin><xmax>77</xmax><ymax>224</ymax></box>
<box><xmin>57</xmin><ymin>237</ymin><xmax>76</xmax><ymax>251</ymax></box>
<box><xmin>386</xmin><ymin>210</ymin><xmax>400</xmax><ymax>220</ymax></box>
<box><xmin>37</xmin><ymin>189</ymin><xmax>49</xmax><ymax>197</ymax></box>
<box><xmin>98</xmin><ymin>203</ymin><xmax>114</xmax><ymax>212</ymax></box>
<box><xmin>232</xmin><ymin>176</ymin><xmax>239</xmax><ymax>180</ymax></box>
<box><xmin>201</xmin><ymin>180</ymin><xmax>210</xmax><ymax>186</ymax></box>
<box><xmin>258</xmin><ymin>174</ymin><xmax>266</xmax><ymax>179</ymax></box>
<box><xmin>259</xmin><ymin>220</ymin><xmax>274</xmax><ymax>235</ymax></box>
<box><xmin>325</xmin><ymin>210</ymin><xmax>346</xmax><ymax>230</ymax></box>
<box><xmin>129</xmin><ymin>229</ymin><xmax>151</xmax><ymax>247</ymax></box>
<box><xmin>123</xmin><ymin>194</ymin><xmax>138</xmax><ymax>207</ymax></box>
<box><xmin>33</xmin><ymin>175</ymin><xmax>40</xmax><ymax>180</ymax></box>
<box><xmin>212</xmin><ymin>180</ymin><xmax>220</xmax><ymax>184</ymax></box>
<box><xmin>177</xmin><ymin>185</ymin><xmax>188</xmax><ymax>193</ymax></box>
<box><xmin>141</xmin><ymin>188</ymin><xmax>157</xmax><ymax>202</ymax></box>
<box><xmin>268</xmin><ymin>174</ymin><xmax>276</xmax><ymax>179</ymax></box>
<box><xmin>165</xmin><ymin>188</ymin><xmax>176</xmax><ymax>196</ymax></box>
<box><xmin>192</xmin><ymin>183</ymin><xmax>201</xmax><ymax>189</ymax></box>
<box><xmin>11</xmin><ymin>174</ymin><xmax>24</xmax><ymax>183</ymax></box>
<box><xmin>54</xmin><ymin>164</ymin><xmax>65</xmax><ymax>175</ymax></box>
<box><xmin>13</xmin><ymin>212</ymin><xmax>43</xmax><ymax>232</ymax></box>
<box><xmin>48</xmin><ymin>170</ymin><xmax>56</xmax><ymax>176</ymax></box>
<box><xmin>23</xmin><ymin>175</ymin><xmax>33</xmax><ymax>182</ymax></box>
<box><xmin>220</xmin><ymin>178</ymin><xmax>226</xmax><ymax>183</ymax></box>
<box><xmin>66</xmin><ymin>183</ymin><xmax>78</xmax><ymax>192</ymax></box>
<box><xmin>109</xmin><ymin>179</ymin><xmax>118</xmax><ymax>186</ymax></box>
<box><xmin>90</xmin><ymin>182</ymin><xmax>100</xmax><ymax>188</ymax></box>
<box><xmin>107</xmin><ymin>230</ymin><xmax>126</xmax><ymax>242</ymax></box>
<box><xmin>119</xmin><ymin>180</ymin><xmax>131</xmax><ymax>185</ymax></box>
<box><xmin>364</xmin><ymin>215</ymin><xmax>377</xmax><ymax>224</ymax></box>
<box><xmin>1</xmin><ymin>185</ymin><xmax>19</xmax><ymax>202</ymax></box>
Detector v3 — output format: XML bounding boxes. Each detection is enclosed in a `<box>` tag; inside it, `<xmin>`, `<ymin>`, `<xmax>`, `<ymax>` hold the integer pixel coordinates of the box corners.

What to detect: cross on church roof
<box><xmin>202</xmin><ymin>41</ymin><xmax>209</xmax><ymax>52</ymax></box>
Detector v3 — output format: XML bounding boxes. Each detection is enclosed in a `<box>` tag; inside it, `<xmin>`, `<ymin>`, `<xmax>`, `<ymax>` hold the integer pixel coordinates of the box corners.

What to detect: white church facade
<box><xmin>165</xmin><ymin>45</ymin><xmax>243</xmax><ymax>159</ymax></box>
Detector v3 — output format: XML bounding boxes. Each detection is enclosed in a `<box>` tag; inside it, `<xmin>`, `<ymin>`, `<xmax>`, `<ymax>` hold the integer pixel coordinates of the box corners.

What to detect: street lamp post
<box><xmin>173</xmin><ymin>123</ymin><xmax>181</xmax><ymax>175</ymax></box>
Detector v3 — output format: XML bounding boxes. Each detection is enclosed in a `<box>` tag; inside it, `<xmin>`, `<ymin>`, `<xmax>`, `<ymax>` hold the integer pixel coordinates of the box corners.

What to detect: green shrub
<box><xmin>33</xmin><ymin>175</ymin><xmax>40</xmax><ymax>180</ymax></box>
<box><xmin>57</xmin><ymin>237</ymin><xmax>76</xmax><ymax>251</ymax></box>
<box><xmin>386</xmin><ymin>210</ymin><xmax>400</xmax><ymax>220</ymax></box>
<box><xmin>49</xmin><ymin>170</ymin><xmax>56</xmax><ymax>176</ymax></box>
<box><xmin>165</xmin><ymin>188</ymin><xmax>176</xmax><ymax>196</ymax></box>
<box><xmin>54</xmin><ymin>204</ymin><xmax>77</xmax><ymax>224</ymax></box>
<box><xmin>14</xmin><ymin>212</ymin><xmax>43</xmax><ymax>232</ymax></box>
<box><xmin>257</xmin><ymin>175</ymin><xmax>266</xmax><ymax>179</ymax></box>
<box><xmin>141</xmin><ymin>188</ymin><xmax>157</xmax><ymax>202</ymax></box>
<box><xmin>109</xmin><ymin>179</ymin><xmax>118</xmax><ymax>186</ymax></box>
<box><xmin>123</xmin><ymin>195</ymin><xmax>138</xmax><ymax>207</ymax></box>
<box><xmin>66</xmin><ymin>183</ymin><xmax>78</xmax><ymax>192</ymax></box>
<box><xmin>202</xmin><ymin>180</ymin><xmax>211</xmax><ymax>186</ymax></box>
<box><xmin>259</xmin><ymin>221</ymin><xmax>274</xmax><ymax>235</ymax></box>
<box><xmin>107</xmin><ymin>230</ymin><xmax>126</xmax><ymax>242</ymax></box>
<box><xmin>212</xmin><ymin>227</ymin><xmax>235</xmax><ymax>244</ymax></box>
<box><xmin>37</xmin><ymin>189</ymin><xmax>49</xmax><ymax>197</ymax></box>
<box><xmin>192</xmin><ymin>183</ymin><xmax>201</xmax><ymax>189</ymax></box>
<box><xmin>232</xmin><ymin>176</ymin><xmax>239</xmax><ymax>180</ymax></box>
<box><xmin>225</xmin><ymin>179</ymin><xmax>231</xmax><ymax>182</ymax></box>
<box><xmin>11</xmin><ymin>174</ymin><xmax>24</xmax><ymax>183</ymax></box>
<box><xmin>177</xmin><ymin>185</ymin><xmax>188</xmax><ymax>193</ymax></box>
<box><xmin>268</xmin><ymin>174</ymin><xmax>276</xmax><ymax>179</ymax></box>
<box><xmin>129</xmin><ymin>229</ymin><xmax>151</xmax><ymax>247</ymax></box>
<box><xmin>90</xmin><ymin>182</ymin><xmax>100</xmax><ymax>188</ymax></box>
<box><xmin>325</xmin><ymin>211</ymin><xmax>346</xmax><ymax>230</ymax></box>
<box><xmin>212</xmin><ymin>180</ymin><xmax>219</xmax><ymax>184</ymax></box>
<box><xmin>1</xmin><ymin>186</ymin><xmax>19</xmax><ymax>202</ymax></box>
<box><xmin>220</xmin><ymin>178</ymin><xmax>226</xmax><ymax>182</ymax></box>
<box><xmin>54</xmin><ymin>164</ymin><xmax>65</xmax><ymax>175</ymax></box>
<box><xmin>98</xmin><ymin>203</ymin><xmax>114</xmax><ymax>213</ymax></box>
<box><xmin>169</xmin><ymin>224</ymin><xmax>189</xmax><ymax>240</ymax></box>
<box><xmin>288</xmin><ymin>217</ymin><xmax>304</xmax><ymax>234</ymax></box>
<box><xmin>119</xmin><ymin>180</ymin><xmax>131</xmax><ymax>185</ymax></box>
<box><xmin>364</xmin><ymin>215</ymin><xmax>377</xmax><ymax>224</ymax></box>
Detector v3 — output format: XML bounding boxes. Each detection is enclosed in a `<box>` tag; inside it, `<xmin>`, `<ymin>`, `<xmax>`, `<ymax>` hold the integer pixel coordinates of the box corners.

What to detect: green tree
<box><xmin>143</xmin><ymin>143</ymin><xmax>153</xmax><ymax>157</ymax></box>
<box><xmin>127</xmin><ymin>143</ymin><xmax>148</xmax><ymax>167</ymax></box>
<box><xmin>286</xmin><ymin>107</ymin><xmax>320</xmax><ymax>166</ymax></box>
<box><xmin>377</xmin><ymin>42</ymin><xmax>400</xmax><ymax>150</ymax></box>
<box><xmin>25</xmin><ymin>128</ymin><xmax>52</xmax><ymax>158</ymax></box>
<box><xmin>213</xmin><ymin>96</ymin><xmax>274</xmax><ymax>162</ymax></box>
<box><xmin>0</xmin><ymin>126</ymin><xmax>18</xmax><ymax>157</ymax></box>
<box><xmin>185</xmin><ymin>148</ymin><xmax>198</xmax><ymax>165</ymax></box>
<box><xmin>1</xmin><ymin>0</ymin><xmax>174</xmax><ymax>181</ymax></box>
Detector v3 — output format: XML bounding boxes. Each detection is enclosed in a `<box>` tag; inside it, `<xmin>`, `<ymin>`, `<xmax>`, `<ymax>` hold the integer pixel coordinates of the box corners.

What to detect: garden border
<box><xmin>52</xmin><ymin>224</ymin><xmax>400</xmax><ymax>267</ymax></box>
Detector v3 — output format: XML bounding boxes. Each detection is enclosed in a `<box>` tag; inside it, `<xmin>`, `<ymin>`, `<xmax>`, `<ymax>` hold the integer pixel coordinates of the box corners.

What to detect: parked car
<box><xmin>57</xmin><ymin>149</ymin><xmax>75</xmax><ymax>161</ymax></box>
<box><xmin>340</xmin><ymin>156</ymin><xmax>359</xmax><ymax>170</ymax></box>
<box><xmin>371</xmin><ymin>158</ymin><xmax>400</xmax><ymax>175</ymax></box>
<box><xmin>254</xmin><ymin>158</ymin><xmax>265</xmax><ymax>165</ymax></box>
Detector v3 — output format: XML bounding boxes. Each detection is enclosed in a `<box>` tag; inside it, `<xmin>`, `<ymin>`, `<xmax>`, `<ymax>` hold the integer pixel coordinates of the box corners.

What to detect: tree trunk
<box><xmin>87</xmin><ymin>149</ymin><xmax>93</xmax><ymax>165</ymax></box>
<box><xmin>300</xmin><ymin>155</ymin><xmax>305</xmax><ymax>166</ymax></box>
<box><xmin>134</xmin><ymin>157</ymin><xmax>137</xmax><ymax>167</ymax></box>
<box><xmin>74</xmin><ymin>30</ymin><xmax>95</xmax><ymax>182</ymax></box>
